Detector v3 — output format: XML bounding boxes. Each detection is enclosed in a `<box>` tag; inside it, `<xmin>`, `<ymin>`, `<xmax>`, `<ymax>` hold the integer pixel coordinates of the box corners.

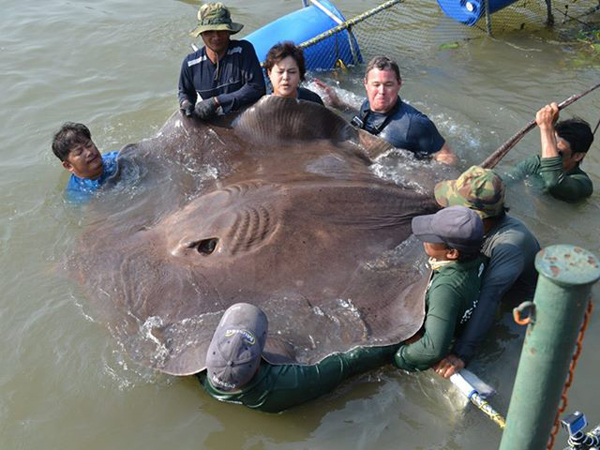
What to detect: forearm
<box><xmin>394</xmin><ymin>332</ymin><xmax>451</xmax><ymax>372</ymax></box>
<box><xmin>178</xmin><ymin>65</ymin><xmax>197</xmax><ymax>106</ymax></box>
<box><xmin>216</xmin><ymin>80</ymin><xmax>265</xmax><ymax>113</ymax></box>
<box><xmin>452</xmin><ymin>290</ymin><xmax>500</xmax><ymax>364</ymax></box>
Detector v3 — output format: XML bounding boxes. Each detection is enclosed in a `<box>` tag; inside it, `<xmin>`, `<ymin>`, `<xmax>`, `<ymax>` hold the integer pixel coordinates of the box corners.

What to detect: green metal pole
<box><xmin>499</xmin><ymin>245</ymin><xmax>600</xmax><ymax>450</ymax></box>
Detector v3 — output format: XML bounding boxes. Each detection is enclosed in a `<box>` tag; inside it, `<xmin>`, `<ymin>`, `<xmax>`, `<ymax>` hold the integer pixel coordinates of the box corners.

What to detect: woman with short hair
<box><xmin>264</xmin><ymin>42</ymin><xmax>323</xmax><ymax>105</ymax></box>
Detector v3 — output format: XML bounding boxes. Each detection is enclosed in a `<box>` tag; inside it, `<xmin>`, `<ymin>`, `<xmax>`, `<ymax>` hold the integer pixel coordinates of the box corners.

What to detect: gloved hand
<box><xmin>180</xmin><ymin>100</ymin><xmax>194</xmax><ymax>118</ymax></box>
<box><xmin>194</xmin><ymin>98</ymin><xmax>219</xmax><ymax>120</ymax></box>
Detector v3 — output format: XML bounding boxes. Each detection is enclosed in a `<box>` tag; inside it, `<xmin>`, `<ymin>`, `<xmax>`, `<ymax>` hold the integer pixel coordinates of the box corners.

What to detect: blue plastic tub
<box><xmin>437</xmin><ymin>0</ymin><xmax>520</xmax><ymax>26</ymax></box>
<box><xmin>243</xmin><ymin>0</ymin><xmax>362</xmax><ymax>71</ymax></box>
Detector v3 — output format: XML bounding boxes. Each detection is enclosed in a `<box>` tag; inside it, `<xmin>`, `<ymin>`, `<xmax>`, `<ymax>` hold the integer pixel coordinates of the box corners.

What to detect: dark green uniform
<box><xmin>505</xmin><ymin>155</ymin><xmax>593</xmax><ymax>203</ymax></box>
<box><xmin>394</xmin><ymin>256</ymin><xmax>486</xmax><ymax>371</ymax></box>
<box><xmin>197</xmin><ymin>345</ymin><xmax>397</xmax><ymax>413</ymax></box>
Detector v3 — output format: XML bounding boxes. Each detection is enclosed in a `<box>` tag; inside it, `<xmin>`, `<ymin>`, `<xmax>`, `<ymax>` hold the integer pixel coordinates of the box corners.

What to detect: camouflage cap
<box><xmin>190</xmin><ymin>3</ymin><xmax>244</xmax><ymax>38</ymax></box>
<box><xmin>434</xmin><ymin>165</ymin><xmax>505</xmax><ymax>219</ymax></box>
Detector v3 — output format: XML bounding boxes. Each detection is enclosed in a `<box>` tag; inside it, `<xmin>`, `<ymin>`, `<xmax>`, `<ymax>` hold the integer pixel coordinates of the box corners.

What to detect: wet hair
<box><xmin>52</xmin><ymin>122</ymin><xmax>92</xmax><ymax>161</ymax></box>
<box><xmin>265</xmin><ymin>42</ymin><xmax>306</xmax><ymax>81</ymax></box>
<box><xmin>365</xmin><ymin>56</ymin><xmax>401</xmax><ymax>82</ymax></box>
<box><xmin>555</xmin><ymin>118</ymin><xmax>594</xmax><ymax>155</ymax></box>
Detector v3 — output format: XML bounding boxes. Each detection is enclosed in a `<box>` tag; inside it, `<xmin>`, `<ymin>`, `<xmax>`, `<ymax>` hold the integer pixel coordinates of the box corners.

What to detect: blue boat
<box><xmin>244</xmin><ymin>0</ymin><xmax>362</xmax><ymax>71</ymax></box>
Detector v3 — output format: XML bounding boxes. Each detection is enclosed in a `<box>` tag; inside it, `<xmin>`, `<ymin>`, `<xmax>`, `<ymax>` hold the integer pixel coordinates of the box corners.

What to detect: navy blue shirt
<box><xmin>354</xmin><ymin>98</ymin><xmax>445</xmax><ymax>157</ymax></box>
<box><xmin>65</xmin><ymin>151</ymin><xmax>119</xmax><ymax>202</ymax></box>
<box><xmin>178</xmin><ymin>40</ymin><xmax>266</xmax><ymax>114</ymax></box>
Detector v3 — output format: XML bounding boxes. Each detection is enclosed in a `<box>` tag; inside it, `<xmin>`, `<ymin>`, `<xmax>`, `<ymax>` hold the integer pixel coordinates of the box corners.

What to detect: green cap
<box><xmin>190</xmin><ymin>3</ymin><xmax>244</xmax><ymax>38</ymax></box>
<box><xmin>434</xmin><ymin>165</ymin><xmax>505</xmax><ymax>219</ymax></box>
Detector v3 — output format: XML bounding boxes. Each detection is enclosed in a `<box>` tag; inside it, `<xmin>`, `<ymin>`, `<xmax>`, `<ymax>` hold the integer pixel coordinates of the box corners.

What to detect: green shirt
<box><xmin>197</xmin><ymin>344</ymin><xmax>398</xmax><ymax>413</ymax></box>
<box><xmin>505</xmin><ymin>155</ymin><xmax>593</xmax><ymax>203</ymax></box>
<box><xmin>394</xmin><ymin>256</ymin><xmax>486</xmax><ymax>372</ymax></box>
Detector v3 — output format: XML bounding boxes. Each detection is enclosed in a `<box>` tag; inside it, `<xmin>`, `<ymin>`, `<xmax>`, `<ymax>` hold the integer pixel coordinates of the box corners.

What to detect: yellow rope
<box><xmin>470</xmin><ymin>392</ymin><xmax>507</xmax><ymax>429</ymax></box>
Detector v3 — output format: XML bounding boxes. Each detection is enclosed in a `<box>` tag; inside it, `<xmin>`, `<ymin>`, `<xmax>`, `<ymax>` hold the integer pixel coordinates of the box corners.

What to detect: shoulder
<box><xmin>229</xmin><ymin>40</ymin><xmax>257</xmax><ymax>56</ymax></box>
<box><xmin>396</xmin><ymin>100</ymin><xmax>426</xmax><ymax>118</ymax></box>
<box><xmin>102</xmin><ymin>151</ymin><xmax>119</xmax><ymax>163</ymax></box>
<box><xmin>183</xmin><ymin>49</ymin><xmax>207</xmax><ymax>68</ymax></box>
<box><xmin>298</xmin><ymin>87</ymin><xmax>324</xmax><ymax>105</ymax></box>
<box><xmin>521</xmin><ymin>154</ymin><xmax>542</xmax><ymax>170</ymax></box>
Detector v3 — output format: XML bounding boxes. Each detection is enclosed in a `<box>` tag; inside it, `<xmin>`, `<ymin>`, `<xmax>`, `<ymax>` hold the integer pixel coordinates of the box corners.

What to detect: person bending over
<box><xmin>432</xmin><ymin>166</ymin><xmax>540</xmax><ymax>378</ymax></box>
<box><xmin>178</xmin><ymin>3</ymin><xmax>266</xmax><ymax>120</ymax></box>
<box><xmin>264</xmin><ymin>42</ymin><xmax>323</xmax><ymax>105</ymax></box>
<box><xmin>394</xmin><ymin>206</ymin><xmax>486</xmax><ymax>372</ymax></box>
<box><xmin>52</xmin><ymin>122</ymin><xmax>118</xmax><ymax>202</ymax></box>
<box><xmin>505</xmin><ymin>103</ymin><xmax>594</xmax><ymax>203</ymax></box>
<box><xmin>197</xmin><ymin>303</ymin><xmax>397</xmax><ymax>413</ymax></box>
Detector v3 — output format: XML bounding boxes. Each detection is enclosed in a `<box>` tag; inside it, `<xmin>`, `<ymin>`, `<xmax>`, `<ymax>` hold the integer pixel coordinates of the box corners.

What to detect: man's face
<box><xmin>201</xmin><ymin>30</ymin><xmax>231</xmax><ymax>55</ymax></box>
<box><xmin>364</xmin><ymin>68</ymin><xmax>401</xmax><ymax>114</ymax></box>
<box><xmin>556</xmin><ymin>133</ymin><xmax>585</xmax><ymax>172</ymax></box>
<box><xmin>62</xmin><ymin>139</ymin><xmax>103</xmax><ymax>179</ymax></box>
<box><xmin>423</xmin><ymin>242</ymin><xmax>450</xmax><ymax>260</ymax></box>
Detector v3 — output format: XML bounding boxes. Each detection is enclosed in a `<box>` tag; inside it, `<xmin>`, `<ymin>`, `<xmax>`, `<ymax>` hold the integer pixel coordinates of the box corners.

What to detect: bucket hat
<box><xmin>190</xmin><ymin>3</ymin><xmax>244</xmax><ymax>38</ymax></box>
<box><xmin>434</xmin><ymin>165</ymin><xmax>505</xmax><ymax>219</ymax></box>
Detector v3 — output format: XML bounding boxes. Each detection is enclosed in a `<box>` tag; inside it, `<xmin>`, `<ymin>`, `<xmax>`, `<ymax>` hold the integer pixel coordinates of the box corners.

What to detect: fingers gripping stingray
<box><xmin>70</xmin><ymin>96</ymin><xmax>442</xmax><ymax>375</ymax></box>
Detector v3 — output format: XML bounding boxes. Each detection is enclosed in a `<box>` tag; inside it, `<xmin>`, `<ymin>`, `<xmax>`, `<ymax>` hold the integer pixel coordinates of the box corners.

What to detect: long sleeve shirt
<box><xmin>394</xmin><ymin>256</ymin><xmax>486</xmax><ymax>372</ymax></box>
<box><xmin>197</xmin><ymin>344</ymin><xmax>397</xmax><ymax>413</ymax></box>
<box><xmin>178</xmin><ymin>40</ymin><xmax>266</xmax><ymax>114</ymax></box>
<box><xmin>452</xmin><ymin>215</ymin><xmax>540</xmax><ymax>364</ymax></box>
<box><xmin>504</xmin><ymin>154</ymin><xmax>593</xmax><ymax>202</ymax></box>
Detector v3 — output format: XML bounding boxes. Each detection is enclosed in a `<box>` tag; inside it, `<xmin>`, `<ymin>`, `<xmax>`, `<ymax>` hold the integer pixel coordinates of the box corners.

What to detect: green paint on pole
<box><xmin>499</xmin><ymin>245</ymin><xmax>600</xmax><ymax>450</ymax></box>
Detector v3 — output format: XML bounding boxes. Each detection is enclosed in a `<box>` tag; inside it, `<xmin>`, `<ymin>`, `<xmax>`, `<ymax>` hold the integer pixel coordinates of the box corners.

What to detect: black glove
<box><xmin>194</xmin><ymin>98</ymin><xmax>219</xmax><ymax>120</ymax></box>
<box><xmin>180</xmin><ymin>101</ymin><xmax>194</xmax><ymax>118</ymax></box>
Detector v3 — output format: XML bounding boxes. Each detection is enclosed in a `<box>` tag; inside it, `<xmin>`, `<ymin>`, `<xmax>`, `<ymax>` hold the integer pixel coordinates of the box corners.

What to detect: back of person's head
<box><xmin>555</xmin><ymin>118</ymin><xmax>594</xmax><ymax>155</ymax></box>
<box><xmin>435</xmin><ymin>165</ymin><xmax>507</xmax><ymax>220</ymax></box>
<box><xmin>52</xmin><ymin>122</ymin><xmax>92</xmax><ymax>162</ymax></box>
<box><xmin>265</xmin><ymin>42</ymin><xmax>307</xmax><ymax>81</ymax></box>
<box><xmin>365</xmin><ymin>56</ymin><xmax>401</xmax><ymax>82</ymax></box>
<box><xmin>206</xmin><ymin>303</ymin><xmax>268</xmax><ymax>391</ymax></box>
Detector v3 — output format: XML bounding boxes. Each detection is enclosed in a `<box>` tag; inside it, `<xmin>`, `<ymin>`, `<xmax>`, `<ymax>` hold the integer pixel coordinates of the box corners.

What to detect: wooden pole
<box><xmin>480</xmin><ymin>82</ymin><xmax>600</xmax><ymax>169</ymax></box>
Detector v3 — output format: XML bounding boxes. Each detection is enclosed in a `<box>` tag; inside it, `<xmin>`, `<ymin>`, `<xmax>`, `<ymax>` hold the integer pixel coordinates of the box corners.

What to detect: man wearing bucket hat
<box><xmin>504</xmin><ymin>103</ymin><xmax>594</xmax><ymax>203</ymax></box>
<box><xmin>431</xmin><ymin>166</ymin><xmax>540</xmax><ymax>378</ymax></box>
<box><xmin>197</xmin><ymin>303</ymin><xmax>399</xmax><ymax>413</ymax></box>
<box><xmin>178</xmin><ymin>3</ymin><xmax>265</xmax><ymax>120</ymax></box>
<box><xmin>394</xmin><ymin>206</ymin><xmax>487</xmax><ymax>372</ymax></box>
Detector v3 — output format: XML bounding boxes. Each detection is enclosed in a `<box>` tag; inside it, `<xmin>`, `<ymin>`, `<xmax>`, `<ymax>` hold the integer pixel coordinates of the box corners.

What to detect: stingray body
<box><xmin>72</xmin><ymin>96</ymin><xmax>442</xmax><ymax>375</ymax></box>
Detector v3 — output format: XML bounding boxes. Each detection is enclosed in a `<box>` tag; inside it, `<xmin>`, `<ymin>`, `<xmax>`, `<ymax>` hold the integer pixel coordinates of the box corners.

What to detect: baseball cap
<box><xmin>206</xmin><ymin>303</ymin><xmax>267</xmax><ymax>391</ymax></box>
<box><xmin>411</xmin><ymin>205</ymin><xmax>484</xmax><ymax>254</ymax></box>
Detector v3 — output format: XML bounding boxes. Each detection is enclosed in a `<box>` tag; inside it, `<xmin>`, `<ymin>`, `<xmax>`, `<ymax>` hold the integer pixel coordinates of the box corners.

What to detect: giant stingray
<box><xmin>71</xmin><ymin>96</ymin><xmax>450</xmax><ymax>375</ymax></box>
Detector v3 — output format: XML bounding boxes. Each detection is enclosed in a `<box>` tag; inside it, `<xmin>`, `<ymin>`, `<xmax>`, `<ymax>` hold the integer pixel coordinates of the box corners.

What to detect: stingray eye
<box><xmin>188</xmin><ymin>238</ymin><xmax>218</xmax><ymax>255</ymax></box>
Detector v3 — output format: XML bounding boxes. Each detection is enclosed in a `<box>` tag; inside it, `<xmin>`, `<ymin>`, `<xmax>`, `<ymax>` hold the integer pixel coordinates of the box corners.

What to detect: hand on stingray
<box><xmin>180</xmin><ymin>100</ymin><xmax>194</xmax><ymax>118</ymax></box>
<box><xmin>194</xmin><ymin>98</ymin><xmax>219</xmax><ymax>120</ymax></box>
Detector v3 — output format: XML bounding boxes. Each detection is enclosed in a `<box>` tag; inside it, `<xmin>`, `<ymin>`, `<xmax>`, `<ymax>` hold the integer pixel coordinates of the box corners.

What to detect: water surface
<box><xmin>1</xmin><ymin>0</ymin><xmax>599</xmax><ymax>449</ymax></box>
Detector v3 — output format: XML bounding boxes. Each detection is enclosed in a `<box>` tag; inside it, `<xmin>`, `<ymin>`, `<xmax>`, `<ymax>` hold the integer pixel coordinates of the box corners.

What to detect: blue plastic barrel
<box><xmin>243</xmin><ymin>0</ymin><xmax>361</xmax><ymax>71</ymax></box>
<box><xmin>437</xmin><ymin>0</ymin><xmax>520</xmax><ymax>26</ymax></box>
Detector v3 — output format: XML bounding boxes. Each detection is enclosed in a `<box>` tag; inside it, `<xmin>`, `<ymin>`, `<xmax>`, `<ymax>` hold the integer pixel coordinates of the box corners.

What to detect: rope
<box><xmin>297</xmin><ymin>0</ymin><xmax>402</xmax><ymax>50</ymax></box>
<box><xmin>546</xmin><ymin>299</ymin><xmax>594</xmax><ymax>450</ymax></box>
<box><xmin>470</xmin><ymin>392</ymin><xmax>507</xmax><ymax>429</ymax></box>
<box><xmin>593</xmin><ymin>117</ymin><xmax>600</xmax><ymax>135</ymax></box>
